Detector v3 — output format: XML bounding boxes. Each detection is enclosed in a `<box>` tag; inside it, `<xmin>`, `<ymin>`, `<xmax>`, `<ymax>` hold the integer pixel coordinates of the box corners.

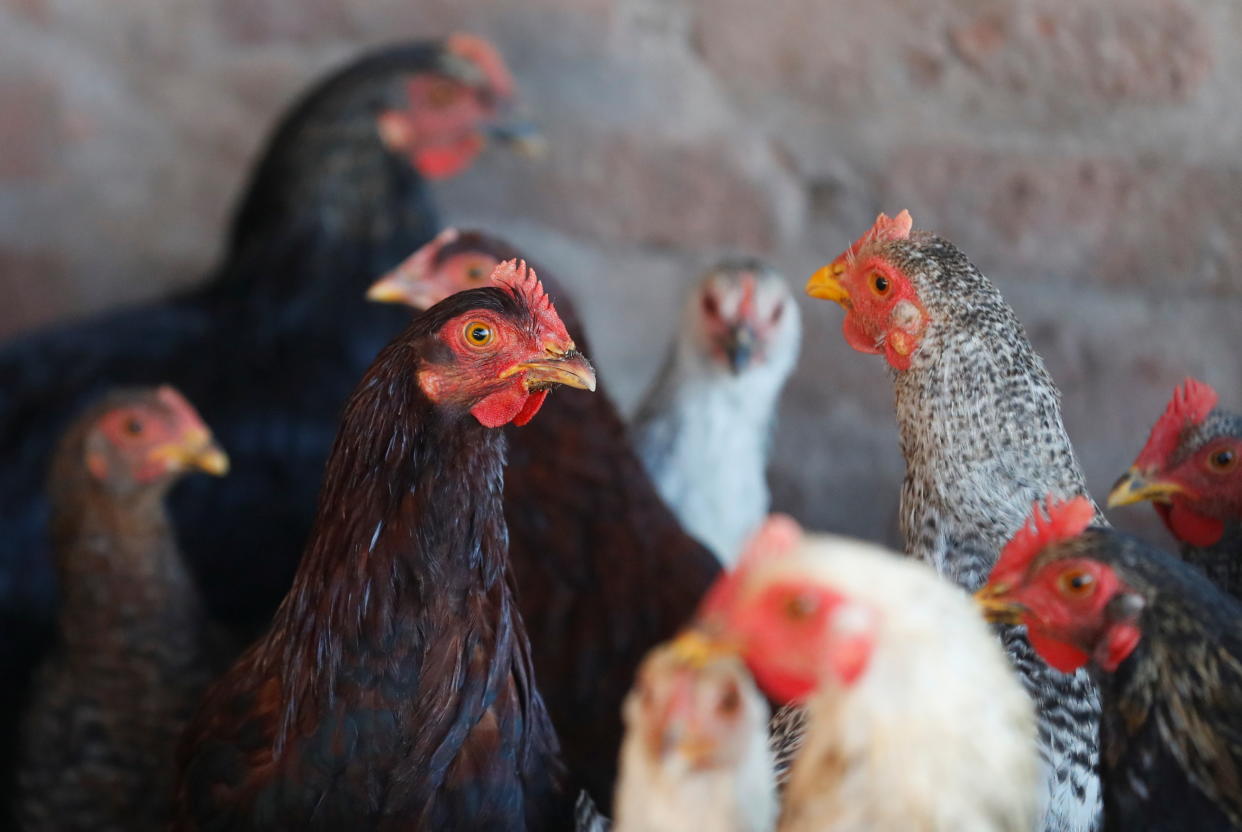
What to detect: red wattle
<box><xmin>747</xmin><ymin>660</ymin><xmax>817</xmax><ymax>705</ymax></box>
<box><xmin>512</xmin><ymin>389</ymin><xmax>549</xmax><ymax>426</ymax></box>
<box><xmin>413</xmin><ymin>134</ymin><xmax>485</xmax><ymax>180</ymax></box>
<box><xmin>1096</xmin><ymin>623</ymin><xmax>1142</xmax><ymax>672</ymax></box>
<box><xmin>884</xmin><ymin>341</ymin><xmax>913</xmax><ymax>372</ymax></box>
<box><xmin>1026</xmin><ymin>626</ymin><xmax>1090</xmax><ymax>673</ymax></box>
<box><xmin>470</xmin><ymin>385</ymin><xmax>529</xmax><ymax>428</ymax></box>
<box><xmin>841</xmin><ymin>315</ymin><xmax>882</xmax><ymax>356</ymax></box>
<box><xmin>1166</xmin><ymin>503</ymin><xmax>1225</xmax><ymax>547</ymax></box>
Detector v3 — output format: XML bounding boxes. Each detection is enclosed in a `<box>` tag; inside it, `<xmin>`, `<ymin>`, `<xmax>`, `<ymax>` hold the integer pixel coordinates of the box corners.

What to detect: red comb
<box><xmin>490</xmin><ymin>259</ymin><xmax>570</xmax><ymax>343</ymax></box>
<box><xmin>835</xmin><ymin>210</ymin><xmax>914</xmax><ymax>267</ymax></box>
<box><xmin>1133</xmin><ymin>378</ymin><xmax>1218</xmax><ymax>470</ymax></box>
<box><xmin>989</xmin><ymin>495</ymin><xmax>1095</xmax><ymax>588</ymax></box>
<box><xmin>446</xmin><ymin>33</ymin><xmax>515</xmax><ymax>99</ymax></box>
<box><xmin>698</xmin><ymin>514</ymin><xmax>803</xmax><ymax>622</ymax></box>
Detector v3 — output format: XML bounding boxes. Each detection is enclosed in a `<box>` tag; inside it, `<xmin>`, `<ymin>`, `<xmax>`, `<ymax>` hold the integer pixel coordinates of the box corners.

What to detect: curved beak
<box><xmin>503</xmin><ymin>349</ymin><xmax>596</xmax><ymax>392</ymax></box>
<box><xmin>486</xmin><ymin>119</ymin><xmax>546</xmax><ymax>158</ymax></box>
<box><xmin>1107</xmin><ymin>468</ymin><xmax>1187</xmax><ymax>509</ymax></box>
<box><xmin>973</xmin><ymin>584</ymin><xmax>1025</xmax><ymax>625</ymax></box>
<box><xmin>150</xmin><ymin>429</ymin><xmax>230</xmax><ymax>477</ymax></box>
<box><xmin>806</xmin><ymin>261</ymin><xmax>851</xmax><ymax>306</ymax></box>
<box><xmin>721</xmin><ymin>323</ymin><xmax>758</xmax><ymax>374</ymax></box>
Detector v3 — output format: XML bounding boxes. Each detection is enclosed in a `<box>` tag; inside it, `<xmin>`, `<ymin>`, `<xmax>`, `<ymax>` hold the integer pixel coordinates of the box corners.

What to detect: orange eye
<box><xmin>1207</xmin><ymin>447</ymin><xmax>1238</xmax><ymax>473</ymax></box>
<box><xmin>869</xmin><ymin>272</ymin><xmax>891</xmax><ymax>296</ymax></box>
<box><xmin>1056</xmin><ymin>569</ymin><xmax>1096</xmax><ymax>599</ymax></box>
<box><xmin>463</xmin><ymin>320</ymin><xmax>495</xmax><ymax>347</ymax></box>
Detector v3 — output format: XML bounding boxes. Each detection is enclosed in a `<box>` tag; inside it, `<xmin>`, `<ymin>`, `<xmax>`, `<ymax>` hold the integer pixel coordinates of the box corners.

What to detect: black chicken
<box><xmin>367</xmin><ymin>230</ymin><xmax>724</xmax><ymax>811</ymax></box>
<box><xmin>174</xmin><ymin>261</ymin><xmax>592</xmax><ymax>831</ymax></box>
<box><xmin>977</xmin><ymin>496</ymin><xmax>1242</xmax><ymax>832</ymax></box>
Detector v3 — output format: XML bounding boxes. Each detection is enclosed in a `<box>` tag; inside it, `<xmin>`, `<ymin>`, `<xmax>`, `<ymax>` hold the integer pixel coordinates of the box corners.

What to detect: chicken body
<box><xmin>1109</xmin><ymin>379</ymin><xmax>1242</xmax><ymax>598</ymax></box>
<box><xmin>612</xmin><ymin>634</ymin><xmax>776</xmax><ymax>832</ymax></box>
<box><xmin>707</xmin><ymin>523</ymin><xmax>1040</xmax><ymax>832</ymax></box>
<box><xmin>807</xmin><ymin>215</ymin><xmax>1101</xmax><ymax>831</ymax></box>
<box><xmin>978</xmin><ymin>511</ymin><xmax>1242</xmax><ymax>832</ymax></box>
<box><xmin>368</xmin><ymin>230</ymin><xmax>723</xmax><ymax>809</ymax></box>
<box><xmin>633</xmin><ymin>261</ymin><xmax>801</xmax><ymax>564</ymax></box>
<box><xmin>16</xmin><ymin>388</ymin><xmax>227</xmax><ymax>832</ymax></box>
<box><xmin>174</xmin><ymin>272</ymin><xmax>587</xmax><ymax>831</ymax></box>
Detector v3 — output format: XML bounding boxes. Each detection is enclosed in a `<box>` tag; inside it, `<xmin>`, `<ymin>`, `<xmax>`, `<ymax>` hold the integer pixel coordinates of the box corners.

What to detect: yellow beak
<box><xmin>806</xmin><ymin>261</ymin><xmax>851</xmax><ymax>306</ymax></box>
<box><xmin>1106</xmin><ymin>468</ymin><xmax>1187</xmax><ymax>509</ymax></box>
<box><xmin>973</xmin><ymin>584</ymin><xmax>1025</xmax><ymax>625</ymax></box>
<box><xmin>502</xmin><ymin>350</ymin><xmax>597</xmax><ymax>392</ymax></box>
<box><xmin>150</xmin><ymin>429</ymin><xmax>230</xmax><ymax>477</ymax></box>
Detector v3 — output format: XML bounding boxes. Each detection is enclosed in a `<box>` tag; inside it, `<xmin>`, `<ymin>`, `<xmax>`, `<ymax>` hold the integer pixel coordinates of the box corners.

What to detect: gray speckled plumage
<box><xmin>633</xmin><ymin>261</ymin><xmax>801</xmax><ymax>564</ymax></box>
<box><xmin>841</xmin><ymin>231</ymin><xmax>1102</xmax><ymax>832</ymax></box>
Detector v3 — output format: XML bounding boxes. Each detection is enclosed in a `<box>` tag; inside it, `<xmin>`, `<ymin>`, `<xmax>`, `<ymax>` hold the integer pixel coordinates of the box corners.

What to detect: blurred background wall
<box><xmin>2</xmin><ymin>0</ymin><xmax>1239</xmax><ymax>547</ymax></box>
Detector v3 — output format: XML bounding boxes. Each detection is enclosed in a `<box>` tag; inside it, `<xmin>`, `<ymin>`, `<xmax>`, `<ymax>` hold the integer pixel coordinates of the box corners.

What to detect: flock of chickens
<box><xmin>0</xmin><ymin>31</ymin><xmax>1240</xmax><ymax>832</ymax></box>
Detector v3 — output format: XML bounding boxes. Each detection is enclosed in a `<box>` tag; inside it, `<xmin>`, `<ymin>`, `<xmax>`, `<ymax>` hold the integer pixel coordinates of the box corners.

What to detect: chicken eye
<box><xmin>770</xmin><ymin>302</ymin><xmax>785</xmax><ymax>324</ymax></box>
<box><xmin>701</xmin><ymin>293</ymin><xmax>719</xmax><ymax>318</ymax></box>
<box><xmin>466</xmin><ymin>266</ymin><xmax>486</xmax><ymax>281</ymax></box>
<box><xmin>124</xmin><ymin>417</ymin><xmax>145</xmax><ymax>436</ymax></box>
<box><xmin>870</xmin><ymin>272</ymin><xmax>891</xmax><ymax>296</ymax></box>
<box><xmin>784</xmin><ymin>592</ymin><xmax>819</xmax><ymax>622</ymax></box>
<box><xmin>463</xmin><ymin>321</ymin><xmax>495</xmax><ymax>347</ymax></box>
<box><xmin>1207</xmin><ymin>447</ymin><xmax>1237</xmax><ymax>473</ymax></box>
<box><xmin>717</xmin><ymin>680</ymin><xmax>741</xmax><ymax>716</ymax></box>
<box><xmin>1057</xmin><ymin>569</ymin><xmax>1096</xmax><ymax>599</ymax></box>
<box><xmin>428</xmin><ymin>79</ymin><xmax>458</xmax><ymax>108</ymax></box>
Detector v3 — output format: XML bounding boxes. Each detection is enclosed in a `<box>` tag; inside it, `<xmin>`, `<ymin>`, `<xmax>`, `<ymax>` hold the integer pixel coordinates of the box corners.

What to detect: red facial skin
<box><xmin>377</xmin><ymin>36</ymin><xmax>518</xmax><ymax>180</ymax></box>
<box><xmin>1145</xmin><ymin>438</ymin><xmax>1242</xmax><ymax>548</ymax></box>
<box><xmin>832</xmin><ymin>253</ymin><xmax>928</xmax><ymax>372</ymax></box>
<box><xmin>723</xmin><ymin>580</ymin><xmax>876</xmax><ymax>705</ymax></box>
<box><xmin>88</xmin><ymin>387</ymin><xmax>214</xmax><ymax>484</ymax></box>
<box><xmin>697</xmin><ymin>273</ymin><xmax>788</xmax><ymax>370</ymax></box>
<box><xmin>1005</xmin><ymin>558</ymin><xmax>1142</xmax><ymax>674</ymax></box>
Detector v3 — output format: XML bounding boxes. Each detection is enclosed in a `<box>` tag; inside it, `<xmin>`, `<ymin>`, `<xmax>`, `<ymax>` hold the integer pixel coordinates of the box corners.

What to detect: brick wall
<box><xmin>3</xmin><ymin>0</ymin><xmax>1239</xmax><ymax>546</ymax></box>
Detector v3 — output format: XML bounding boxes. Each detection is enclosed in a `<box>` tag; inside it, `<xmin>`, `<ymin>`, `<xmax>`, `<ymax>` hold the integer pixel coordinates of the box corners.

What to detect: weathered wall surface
<box><xmin>3</xmin><ymin>0</ymin><xmax>1240</xmax><ymax>547</ymax></box>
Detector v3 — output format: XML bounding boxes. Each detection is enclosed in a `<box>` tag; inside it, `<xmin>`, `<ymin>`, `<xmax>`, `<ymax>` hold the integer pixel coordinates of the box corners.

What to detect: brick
<box><xmin>212</xmin><ymin>0</ymin><xmax>351</xmax><ymax>45</ymax></box>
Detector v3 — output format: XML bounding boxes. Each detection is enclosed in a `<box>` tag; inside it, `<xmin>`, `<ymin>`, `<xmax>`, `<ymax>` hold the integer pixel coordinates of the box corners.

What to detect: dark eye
<box><xmin>1208</xmin><ymin>448</ymin><xmax>1237</xmax><ymax>473</ymax></box>
<box><xmin>429</xmin><ymin>80</ymin><xmax>457</xmax><ymax>108</ymax></box>
<box><xmin>770</xmin><ymin>302</ymin><xmax>785</xmax><ymax>324</ymax></box>
<box><xmin>870</xmin><ymin>272</ymin><xmax>890</xmax><ymax>295</ymax></box>
<box><xmin>1057</xmin><ymin>569</ymin><xmax>1096</xmax><ymax>599</ymax></box>
<box><xmin>701</xmin><ymin>293</ymin><xmax>719</xmax><ymax>317</ymax></box>
<box><xmin>784</xmin><ymin>592</ymin><xmax>819</xmax><ymax>621</ymax></box>
<box><xmin>125</xmin><ymin>417</ymin><xmax>144</xmax><ymax>436</ymax></box>
<box><xmin>717</xmin><ymin>680</ymin><xmax>741</xmax><ymax>716</ymax></box>
<box><xmin>466</xmin><ymin>266</ymin><xmax>486</xmax><ymax>281</ymax></box>
<box><xmin>463</xmin><ymin>320</ymin><xmax>494</xmax><ymax>347</ymax></box>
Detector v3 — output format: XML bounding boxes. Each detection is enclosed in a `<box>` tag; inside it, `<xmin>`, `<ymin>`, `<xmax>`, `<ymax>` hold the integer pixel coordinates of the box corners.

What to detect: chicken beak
<box><xmin>1107</xmin><ymin>468</ymin><xmax>1187</xmax><ymax>509</ymax></box>
<box><xmin>503</xmin><ymin>349</ymin><xmax>597</xmax><ymax>392</ymax></box>
<box><xmin>973</xmin><ymin>584</ymin><xmax>1025</xmax><ymax>625</ymax></box>
<box><xmin>805</xmin><ymin>261</ymin><xmax>851</xmax><ymax>306</ymax></box>
<box><xmin>150</xmin><ymin>429</ymin><xmax>230</xmax><ymax>477</ymax></box>
<box><xmin>365</xmin><ymin>273</ymin><xmax>437</xmax><ymax>310</ymax></box>
<box><xmin>668</xmin><ymin>629</ymin><xmax>737</xmax><ymax>667</ymax></box>
<box><xmin>722</xmin><ymin>324</ymin><xmax>758</xmax><ymax>374</ymax></box>
<box><xmin>486</xmin><ymin>119</ymin><xmax>547</xmax><ymax>158</ymax></box>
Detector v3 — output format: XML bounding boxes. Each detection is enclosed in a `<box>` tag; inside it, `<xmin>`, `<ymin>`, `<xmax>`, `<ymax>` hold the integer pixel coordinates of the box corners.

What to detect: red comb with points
<box><xmin>834</xmin><ymin>210</ymin><xmax>914</xmax><ymax>267</ymax></box>
<box><xmin>489</xmin><ymin>259</ymin><xmax>570</xmax><ymax>343</ymax></box>
<box><xmin>446</xmin><ymin>33</ymin><xmax>515</xmax><ymax>99</ymax></box>
<box><xmin>1133</xmin><ymin>378</ymin><xmax>1218</xmax><ymax>470</ymax></box>
<box><xmin>989</xmin><ymin>495</ymin><xmax>1095</xmax><ymax>588</ymax></box>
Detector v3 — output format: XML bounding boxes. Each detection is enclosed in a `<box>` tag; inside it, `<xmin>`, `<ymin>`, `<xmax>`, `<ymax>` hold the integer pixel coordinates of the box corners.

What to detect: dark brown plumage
<box><xmin>16</xmin><ymin>387</ymin><xmax>228</xmax><ymax>832</ymax></box>
<box><xmin>368</xmin><ymin>230</ymin><xmax>724</xmax><ymax>810</ymax></box>
<box><xmin>173</xmin><ymin>268</ymin><xmax>591</xmax><ymax>831</ymax></box>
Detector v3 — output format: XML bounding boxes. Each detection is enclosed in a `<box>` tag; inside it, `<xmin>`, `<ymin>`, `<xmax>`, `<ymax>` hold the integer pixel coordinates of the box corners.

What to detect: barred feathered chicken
<box><xmin>368</xmin><ymin>230</ymin><xmax>723</xmax><ymax>810</ymax></box>
<box><xmin>978</xmin><ymin>496</ymin><xmax>1242</xmax><ymax>832</ymax></box>
<box><xmin>611</xmin><ymin>631</ymin><xmax>776</xmax><ymax>832</ymax></box>
<box><xmin>17</xmin><ymin>387</ymin><xmax>228</xmax><ymax>832</ymax></box>
<box><xmin>702</xmin><ymin>516</ymin><xmax>1040</xmax><ymax>831</ymax></box>
<box><xmin>173</xmin><ymin>261</ymin><xmax>592</xmax><ymax>831</ymax></box>
<box><xmin>806</xmin><ymin>211</ymin><xmax>1101</xmax><ymax>831</ymax></box>
<box><xmin>632</xmin><ymin>261</ymin><xmax>801</xmax><ymax>564</ymax></box>
<box><xmin>1108</xmin><ymin>378</ymin><xmax>1242</xmax><ymax>597</ymax></box>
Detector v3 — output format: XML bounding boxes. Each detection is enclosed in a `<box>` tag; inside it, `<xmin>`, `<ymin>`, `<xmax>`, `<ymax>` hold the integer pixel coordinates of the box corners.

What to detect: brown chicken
<box><xmin>368</xmin><ymin>229</ymin><xmax>723</xmax><ymax>810</ymax></box>
<box><xmin>173</xmin><ymin>261</ymin><xmax>594</xmax><ymax>831</ymax></box>
<box><xmin>16</xmin><ymin>387</ymin><xmax>228</xmax><ymax>832</ymax></box>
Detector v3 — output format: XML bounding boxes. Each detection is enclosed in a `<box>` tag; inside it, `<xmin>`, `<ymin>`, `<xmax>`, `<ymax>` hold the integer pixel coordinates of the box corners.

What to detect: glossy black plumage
<box><xmin>174</xmin><ymin>288</ymin><xmax>572</xmax><ymax>831</ymax></box>
<box><xmin>0</xmin><ymin>43</ymin><xmax>452</xmax><ymax>817</ymax></box>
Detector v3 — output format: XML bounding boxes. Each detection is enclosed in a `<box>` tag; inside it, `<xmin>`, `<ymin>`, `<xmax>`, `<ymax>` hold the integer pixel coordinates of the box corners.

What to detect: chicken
<box><xmin>1107</xmin><ymin>378</ymin><xmax>1242</xmax><ymax>597</ymax></box>
<box><xmin>611</xmin><ymin>630</ymin><xmax>777</xmax><ymax>832</ymax></box>
<box><xmin>0</xmin><ymin>35</ymin><xmax>533</xmax><ymax>652</ymax></box>
<box><xmin>173</xmin><ymin>260</ymin><xmax>593</xmax><ymax>831</ymax></box>
<box><xmin>16</xmin><ymin>387</ymin><xmax>228</xmax><ymax>832</ymax></box>
<box><xmin>700</xmin><ymin>515</ymin><xmax>1040</xmax><ymax>832</ymax></box>
<box><xmin>367</xmin><ymin>229</ymin><xmax>723</xmax><ymax>810</ymax></box>
<box><xmin>631</xmin><ymin>261</ymin><xmax>801</xmax><ymax>564</ymax></box>
<box><xmin>805</xmin><ymin>211</ymin><xmax>1101</xmax><ymax>831</ymax></box>
<box><xmin>977</xmin><ymin>496</ymin><xmax>1242</xmax><ymax>832</ymax></box>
